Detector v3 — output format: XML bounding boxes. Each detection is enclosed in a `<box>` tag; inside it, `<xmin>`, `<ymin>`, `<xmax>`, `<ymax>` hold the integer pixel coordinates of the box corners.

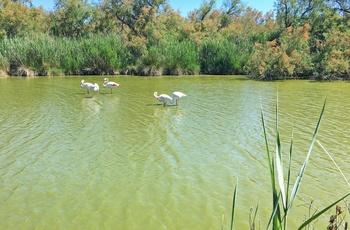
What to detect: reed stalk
<box><xmin>230</xmin><ymin>181</ymin><xmax>238</xmax><ymax>230</ymax></box>
<box><xmin>259</xmin><ymin>98</ymin><xmax>350</xmax><ymax>229</ymax></box>
<box><xmin>317</xmin><ymin>140</ymin><xmax>350</xmax><ymax>188</ymax></box>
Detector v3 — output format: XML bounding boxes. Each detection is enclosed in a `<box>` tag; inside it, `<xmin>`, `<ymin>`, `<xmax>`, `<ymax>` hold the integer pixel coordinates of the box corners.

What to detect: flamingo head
<box><xmin>153</xmin><ymin>92</ymin><xmax>158</xmax><ymax>98</ymax></box>
<box><xmin>103</xmin><ymin>78</ymin><xmax>109</xmax><ymax>83</ymax></box>
<box><xmin>81</xmin><ymin>79</ymin><xmax>85</xmax><ymax>84</ymax></box>
<box><xmin>93</xmin><ymin>83</ymin><xmax>99</xmax><ymax>91</ymax></box>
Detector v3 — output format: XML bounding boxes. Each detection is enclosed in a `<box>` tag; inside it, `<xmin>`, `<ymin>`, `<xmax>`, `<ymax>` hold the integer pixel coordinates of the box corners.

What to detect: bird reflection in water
<box><xmin>81</xmin><ymin>97</ymin><xmax>102</xmax><ymax>116</ymax></box>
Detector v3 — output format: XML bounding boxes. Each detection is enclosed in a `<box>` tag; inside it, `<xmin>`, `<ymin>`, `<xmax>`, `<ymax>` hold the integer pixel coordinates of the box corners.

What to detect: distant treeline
<box><xmin>0</xmin><ymin>0</ymin><xmax>349</xmax><ymax>80</ymax></box>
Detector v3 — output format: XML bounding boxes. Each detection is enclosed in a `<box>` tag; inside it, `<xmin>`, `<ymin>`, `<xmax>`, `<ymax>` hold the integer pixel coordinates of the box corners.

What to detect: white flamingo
<box><xmin>81</xmin><ymin>79</ymin><xmax>99</xmax><ymax>94</ymax></box>
<box><xmin>154</xmin><ymin>92</ymin><xmax>172</xmax><ymax>106</ymax></box>
<box><xmin>103</xmin><ymin>78</ymin><xmax>120</xmax><ymax>94</ymax></box>
<box><xmin>171</xmin><ymin>92</ymin><xmax>186</xmax><ymax>106</ymax></box>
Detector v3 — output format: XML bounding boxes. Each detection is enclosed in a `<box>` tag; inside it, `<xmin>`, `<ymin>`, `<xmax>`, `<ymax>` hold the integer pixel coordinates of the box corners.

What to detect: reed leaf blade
<box><xmin>289</xmin><ymin>99</ymin><xmax>326</xmax><ymax>209</ymax></box>
<box><xmin>230</xmin><ymin>181</ymin><xmax>238</xmax><ymax>230</ymax></box>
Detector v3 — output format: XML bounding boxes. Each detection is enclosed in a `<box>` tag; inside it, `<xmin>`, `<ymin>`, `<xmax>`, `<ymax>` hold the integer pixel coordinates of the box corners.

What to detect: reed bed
<box><xmin>136</xmin><ymin>38</ymin><xmax>200</xmax><ymax>75</ymax></box>
<box><xmin>199</xmin><ymin>39</ymin><xmax>252</xmax><ymax>75</ymax></box>
<box><xmin>0</xmin><ymin>34</ymin><xmax>131</xmax><ymax>76</ymax></box>
<box><xmin>0</xmin><ymin>35</ymin><xmax>255</xmax><ymax>76</ymax></box>
<box><xmin>163</xmin><ymin>39</ymin><xmax>200</xmax><ymax>75</ymax></box>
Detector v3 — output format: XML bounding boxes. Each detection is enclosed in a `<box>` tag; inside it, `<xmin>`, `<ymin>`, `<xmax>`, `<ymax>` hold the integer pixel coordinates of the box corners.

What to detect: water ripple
<box><xmin>1</xmin><ymin>77</ymin><xmax>350</xmax><ymax>229</ymax></box>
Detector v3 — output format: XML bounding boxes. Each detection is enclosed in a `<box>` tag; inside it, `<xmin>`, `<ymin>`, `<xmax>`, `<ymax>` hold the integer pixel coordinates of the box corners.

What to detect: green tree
<box><xmin>0</xmin><ymin>0</ymin><xmax>47</xmax><ymax>37</ymax></box>
<box><xmin>88</xmin><ymin>2</ymin><xmax>118</xmax><ymax>34</ymax></box>
<box><xmin>100</xmin><ymin>0</ymin><xmax>167</xmax><ymax>36</ymax></box>
<box><xmin>189</xmin><ymin>0</ymin><xmax>216</xmax><ymax>23</ymax></box>
<box><xmin>98</xmin><ymin>0</ymin><xmax>168</xmax><ymax>59</ymax></box>
<box><xmin>326</xmin><ymin>0</ymin><xmax>350</xmax><ymax>16</ymax></box>
<box><xmin>312</xmin><ymin>30</ymin><xmax>350</xmax><ymax>80</ymax></box>
<box><xmin>186</xmin><ymin>0</ymin><xmax>246</xmax><ymax>43</ymax></box>
<box><xmin>248</xmin><ymin>24</ymin><xmax>312</xmax><ymax>80</ymax></box>
<box><xmin>275</xmin><ymin>0</ymin><xmax>323</xmax><ymax>28</ymax></box>
<box><xmin>218</xmin><ymin>0</ymin><xmax>244</xmax><ymax>31</ymax></box>
<box><xmin>9</xmin><ymin>0</ymin><xmax>32</xmax><ymax>6</ymax></box>
<box><xmin>50</xmin><ymin>0</ymin><xmax>94</xmax><ymax>37</ymax></box>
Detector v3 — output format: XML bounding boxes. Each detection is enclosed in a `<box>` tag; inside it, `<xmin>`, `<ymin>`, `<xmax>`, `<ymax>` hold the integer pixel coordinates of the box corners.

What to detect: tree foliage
<box><xmin>50</xmin><ymin>0</ymin><xmax>94</xmax><ymax>37</ymax></box>
<box><xmin>248</xmin><ymin>24</ymin><xmax>313</xmax><ymax>80</ymax></box>
<box><xmin>0</xmin><ymin>0</ymin><xmax>47</xmax><ymax>38</ymax></box>
<box><xmin>275</xmin><ymin>0</ymin><xmax>324</xmax><ymax>28</ymax></box>
<box><xmin>100</xmin><ymin>0</ymin><xmax>167</xmax><ymax>36</ymax></box>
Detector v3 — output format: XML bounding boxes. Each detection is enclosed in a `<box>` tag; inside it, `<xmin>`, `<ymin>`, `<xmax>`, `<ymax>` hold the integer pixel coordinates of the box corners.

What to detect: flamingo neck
<box><xmin>154</xmin><ymin>92</ymin><xmax>159</xmax><ymax>99</ymax></box>
<box><xmin>171</xmin><ymin>94</ymin><xmax>176</xmax><ymax>104</ymax></box>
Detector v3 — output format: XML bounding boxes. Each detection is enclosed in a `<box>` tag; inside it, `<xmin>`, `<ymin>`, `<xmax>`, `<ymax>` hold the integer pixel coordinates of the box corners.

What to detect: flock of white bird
<box><xmin>81</xmin><ymin>78</ymin><xmax>186</xmax><ymax>106</ymax></box>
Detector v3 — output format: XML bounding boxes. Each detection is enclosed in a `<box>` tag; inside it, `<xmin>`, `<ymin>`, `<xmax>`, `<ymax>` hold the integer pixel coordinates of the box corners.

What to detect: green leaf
<box><xmin>266</xmin><ymin>192</ymin><xmax>281</xmax><ymax>229</ymax></box>
<box><xmin>276</xmin><ymin>103</ymin><xmax>286</xmax><ymax>209</ymax></box>
<box><xmin>289</xmin><ymin>99</ymin><xmax>326</xmax><ymax>209</ymax></box>
<box><xmin>230</xmin><ymin>181</ymin><xmax>238</xmax><ymax>230</ymax></box>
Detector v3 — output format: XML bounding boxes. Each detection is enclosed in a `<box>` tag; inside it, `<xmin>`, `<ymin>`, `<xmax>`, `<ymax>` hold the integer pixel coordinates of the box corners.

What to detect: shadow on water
<box><xmin>79</xmin><ymin>92</ymin><xmax>117</xmax><ymax>96</ymax></box>
<box><xmin>98</xmin><ymin>92</ymin><xmax>115</xmax><ymax>95</ymax></box>
<box><xmin>146</xmin><ymin>103</ymin><xmax>177</xmax><ymax>107</ymax></box>
<box><xmin>81</xmin><ymin>93</ymin><xmax>99</xmax><ymax>98</ymax></box>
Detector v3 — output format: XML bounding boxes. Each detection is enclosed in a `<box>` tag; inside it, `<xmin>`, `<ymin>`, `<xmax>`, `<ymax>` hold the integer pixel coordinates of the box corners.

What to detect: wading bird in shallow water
<box><xmin>154</xmin><ymin>92</ymin><xmax>172</xmax><ymax>106</ymax></box>
<box><xmin>81</xmin><ymin>79</ymin><xmax>99</xmax><ymax>94</ymax></box>
<box><xmin>103</xmin><ymin>78</ymin><xmax>120</xmax><ymax>94</ymax></box>
<box><xmin>171</xmin><ymin>92</ymin><xmax>186</xmax><ymax>106</ymax></box>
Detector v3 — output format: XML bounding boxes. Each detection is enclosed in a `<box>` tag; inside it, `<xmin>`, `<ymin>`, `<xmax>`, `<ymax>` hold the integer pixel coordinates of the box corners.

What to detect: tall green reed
<box><xmin>199</xmin><ymin>39</ymin><xmax>252</xmax><ymax>75</ymax></box>
<box><xmin>137</xmin><ymin>45</ymin><xmax>165</xmax><ymax>75</ymax></box>
<box><xmin>80</xmin><ymin>34</ymin><xmax>130</xmax><ymax>75</ymax></box>
<box><xmin>138</xmin><ymin>38</ymin><xmax>200</xmax><ymax>75</ymax></box>
<box><xmin>221</xmin><ymin>180</ymin><xmax>238</xmax><ymax>230</ymax></box>
<box><xmin>162</xmin><ymin>39</ymin><xmax>200</xmax><ymax>75</ymax></box>
<box><xmin>229</xmin><ymin>98</ymin><xmax>350</xmax><ymax>229</ymax></box>
<box><xmin>0</xmin><ymin>34</ymin><xmax>131</xmax><ymax>76</ymax></box>
<box><xmin>259</xmin><ymin>98</ymin><xmax>350</xmax><ymax>229</ymax></box>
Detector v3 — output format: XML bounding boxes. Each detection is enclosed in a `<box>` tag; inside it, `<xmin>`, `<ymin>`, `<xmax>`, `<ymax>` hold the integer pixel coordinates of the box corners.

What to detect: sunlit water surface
<box><xmin>1</xmin><ymin>76</ymin><xmax>350</xmax><ymax>229</ymax></box>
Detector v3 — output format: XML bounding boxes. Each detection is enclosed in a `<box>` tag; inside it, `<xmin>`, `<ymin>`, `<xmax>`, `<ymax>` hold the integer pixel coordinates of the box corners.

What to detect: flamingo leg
<box><xmin>87</xmin><ymin>89</ymin><xmax>90</xmax><ymax>94</ymax></box>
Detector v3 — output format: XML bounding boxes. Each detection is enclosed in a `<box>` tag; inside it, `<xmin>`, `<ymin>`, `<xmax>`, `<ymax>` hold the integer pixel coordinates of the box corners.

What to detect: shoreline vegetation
<box><xmin>0</xmin><ymin>0</ymin><xmax>349</xmax><ymax>80</ymax></box>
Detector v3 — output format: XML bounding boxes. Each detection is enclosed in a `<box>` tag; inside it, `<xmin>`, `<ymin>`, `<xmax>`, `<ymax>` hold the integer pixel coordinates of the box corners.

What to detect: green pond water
<box><xmin>1</xmin><ymin>75</ymin><xmax>350</xmax><ymax>229</ymax></box>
